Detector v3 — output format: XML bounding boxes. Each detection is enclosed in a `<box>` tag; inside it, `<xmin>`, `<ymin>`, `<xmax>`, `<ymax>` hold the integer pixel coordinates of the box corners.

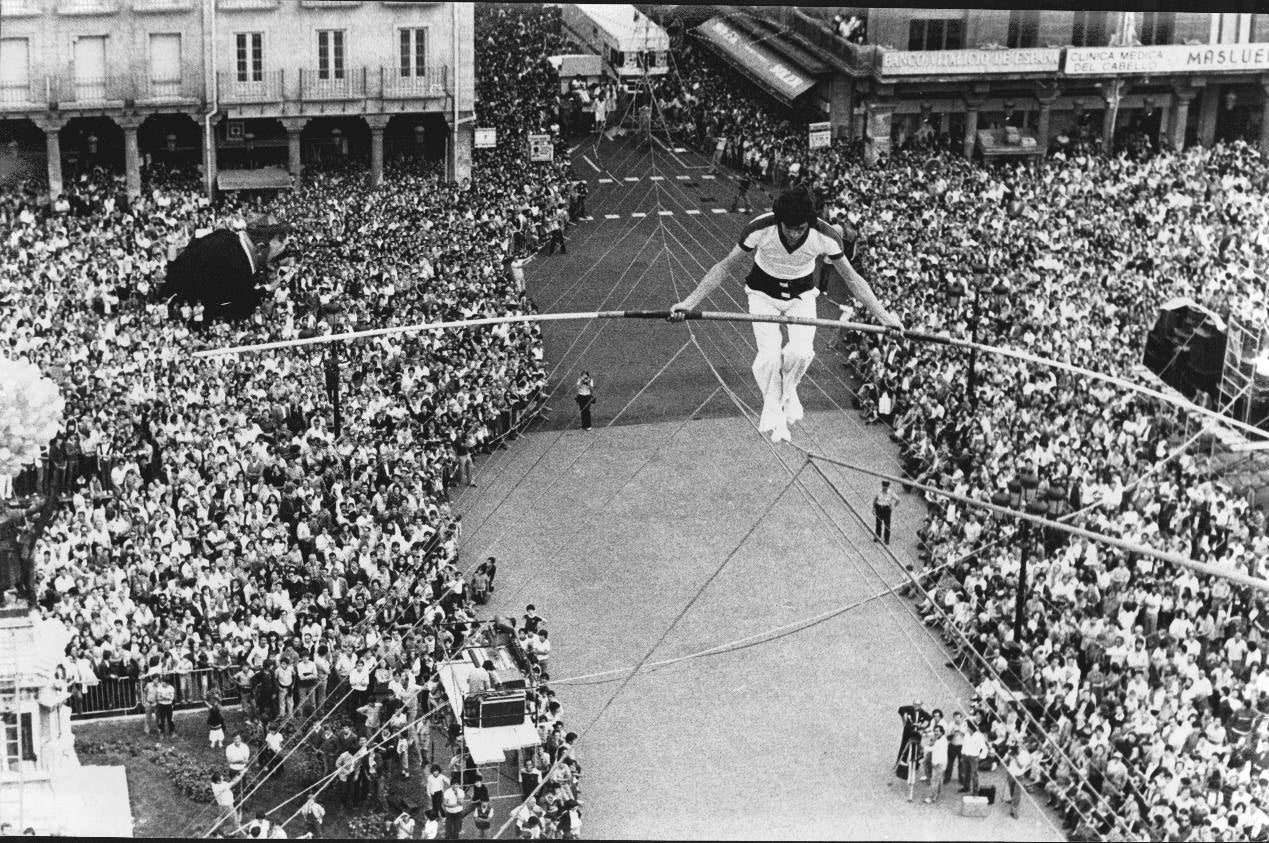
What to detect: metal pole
<box><xmin>968</xmin><ymin>292</ymin><xmax>981</xmax><ymax>411</ymax></box>
<box><xmin>1013</xmin><ymin>522</ymin><xmax>1028</xmax><ymax>642</ymax></box>
<box><xmin>325</xmin><ymin>344</ymin><xmax>342</xmax><ymax>439</ymax></box>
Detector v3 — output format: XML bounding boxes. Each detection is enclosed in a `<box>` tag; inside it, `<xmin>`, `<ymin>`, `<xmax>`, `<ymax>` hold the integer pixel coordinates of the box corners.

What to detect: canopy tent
<box><xmin>694</xmin><ymin>16</ymin><xmax>817</xmax><ymax>106</ymax></box>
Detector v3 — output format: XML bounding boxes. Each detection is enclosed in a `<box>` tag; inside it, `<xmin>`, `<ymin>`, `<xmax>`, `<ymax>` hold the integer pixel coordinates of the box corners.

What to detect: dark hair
<box><xmin>772</xmin><ymin>186</ymin><xmax>816</xmax><ymax>228</ymax></box>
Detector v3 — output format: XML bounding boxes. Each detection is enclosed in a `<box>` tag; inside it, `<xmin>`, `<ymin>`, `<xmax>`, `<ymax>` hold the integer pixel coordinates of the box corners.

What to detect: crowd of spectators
<box><xmin>0</xmin><ymin>2</ymin><xmax>587</xmax><ymax>836</ymax></box>
<box><xmin>655</xmin><ymin>15</ymin><xmax>1269</xmax><ymax>843</ymax></box>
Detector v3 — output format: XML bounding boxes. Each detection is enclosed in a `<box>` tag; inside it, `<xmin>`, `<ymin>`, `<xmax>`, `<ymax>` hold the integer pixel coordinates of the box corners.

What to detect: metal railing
<box><xmin>785</xmin><ymin>7</ymin><xmax>878</xmax><ymax>74</ymax></box>
<box><xmin>0</xmin><ymin>83</ymin><xmax>36</xmax><ymax>107</ymax></box>
<box><xmin>380</xmin><ymin>65</ymin><xmax>448</xmax><ymax>99</ymax></box>
<box><xmin>50</xmin><ymin>75</ymin><xmax>129</xmax><ymax>105</ymax></box>
<box><xmin>55</xmin><ymin>0</ymin><xmax>118</xmax><ymax>13</ymax></box>
<box><xmin>138</xmin><ymin>76</ymin><xmax>201</xmax><ymax>102</ymax></box>
<box><xmin>69</xmin><ymin>667</ymin><xmax>241</xmax><ymax>720</ymax></box>
<box><xmin>300</xmin><ymin>67</ymin><xmax>366</xmax><ymax>101</ymax></box>
<box><xmin>217</xmin><ymin>70</ymin><xmax>284</xmax><ymax>104</ymax></box>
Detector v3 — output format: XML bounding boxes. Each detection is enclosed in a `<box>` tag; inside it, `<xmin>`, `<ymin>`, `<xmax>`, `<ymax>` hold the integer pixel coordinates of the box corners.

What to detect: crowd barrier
<box><xmin>69</xmin><ymin>667</ymin><xmax>241</xmax><ymax>721</ymax></box>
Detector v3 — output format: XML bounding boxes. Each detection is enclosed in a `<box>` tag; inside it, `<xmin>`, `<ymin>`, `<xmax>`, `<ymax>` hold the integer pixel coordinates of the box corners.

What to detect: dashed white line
<box><xmin>701</xmin><ymin>174</ymin><xmax>717</xmax><ymax>180</ymax></box>
<box><xmin>673</xmin><ymin>147</ymin><xmax>687</xmax><ymax>153</ymax></box>
<box><xmin>631</xmin><ymin>212</ymin><xmax>647</xmax><ymax>218</ymax></box>
<box><xmin>675</xmin><ymin>175</ymin><xmax>690</xmax><ymax>180</ymax></box>
<box><xmin>598</xmin><ymin>178</ymin><xmax>613</xmax><ymax>184</ymax></box>
<box><xmin>604</xmin><ymin>214</ymin><xmax>621</xmax><ymax>219</ymax></box>
<box><xmin>711</xmin><ymin>208</ymin><xmax>728</xmax><ymax>214</ymax></box>
<box><xmin>686</xmin><ymin>209</ymin><xmax>701</xmax><ymax>215</ymax></box>
<box><xmin>657</xmin><ymin>210</ymin><xmax>674</xmax><ymax>216</ymax></box>
<box><xmin>649</xmin><ymin>175</ymin><xmax>664</xmax><ymax>181</ymax></box>
<box><xmin>624</xmin><ymin>177</ymin><xmax>639</xmax><ymax>182</ymax></box>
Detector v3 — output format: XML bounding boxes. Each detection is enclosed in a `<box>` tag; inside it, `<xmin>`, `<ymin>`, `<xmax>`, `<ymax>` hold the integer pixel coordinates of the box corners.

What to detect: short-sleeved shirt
<box><xmin>738</xmin><ymin>213</ymin><xmax>845</xmax><ymax>300</ymax></box>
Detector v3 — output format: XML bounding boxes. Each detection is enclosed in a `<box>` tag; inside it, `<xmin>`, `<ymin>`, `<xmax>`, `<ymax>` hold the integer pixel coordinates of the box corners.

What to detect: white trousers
<box><xmin>748</xmin><ymin>288</ymin><xmax>817</xmax><ymax>436</ymax></box>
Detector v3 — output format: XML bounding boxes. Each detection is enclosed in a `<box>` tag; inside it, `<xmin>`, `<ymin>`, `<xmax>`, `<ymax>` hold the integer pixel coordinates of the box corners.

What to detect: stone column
<box><xmin>366</xmin><ymin>115</ymin><xmax>389</xmax><ymax>188</ymax></box>
<box><xmin>962</xmin><ymin>101</ymin><xmax>982</xmax><ymax>160</ymax></box>
<box><xmin>1035</xmin><ymin>83</ymin><xmax>1060</xmax><ymax>154</ymax></box>
<box><xmin>281</xmin><ymin>118</ymin><xmax>307</xmax><ymax>185</ymax></box>
<box><xmin>1260</xmin><ymin>78</ymin><xmax>1269</xmax><ymax>155</ymax></box>
<box><xmin>1100</xmin><ymin>79</ymin><xmax>1126</xmax><ymax>156</ymax></box>
<box><xmin>863</xmin><ymin>101</ymin><xmax>894</xmax><ymax>167</ymax></box>
<box><xmin>446</xmin><ymin>119</ymin><xmax>472</xmax><ymax>183</ymax></box>
<box><xmin>34</xmin><ymin>116</ymin><xmax>66</xmax><ymax>199</ymax></box>
<box><xmin>828</xmin><ymin>74</ymin><xmax>853</xmax><ymax>139</ymax></box>
<box><xmin>1171</xmin><ymin>86</ymin><xmax>1197</xmax><ymax>151</ymax></box>
<box><xmin>1197</xmin><ymin>84</ymin><xmax>1219</xmax><ymax>148</ymax></box>
<box><xmin>119</xmin><ymin>116</ymin><xmax>143</xmax><ymax>201</ymax></box>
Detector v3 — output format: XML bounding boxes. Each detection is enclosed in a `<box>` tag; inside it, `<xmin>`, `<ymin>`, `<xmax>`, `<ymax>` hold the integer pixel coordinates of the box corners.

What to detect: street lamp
<box><xmin>1005</xmin><ymin>470</ymin><xmax>1050</xmax><ymax>643</ymax></box>
<box><xmin>944</xmin><ymin>262</ymin><xmax>1010</xmax><ymax>410</ymax></box>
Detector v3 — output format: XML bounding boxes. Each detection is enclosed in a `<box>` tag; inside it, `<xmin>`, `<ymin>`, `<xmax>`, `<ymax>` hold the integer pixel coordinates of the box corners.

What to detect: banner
<box><xmin>527</xmin><ymin>133</ymin><xmax>553</xmax><ymax>163</ymax></box>
<box><xmin>475</xmin><ymin>128</ymin><xmax>496</xmax><ymax>149</ymax></box>
<box><xmin>880</xmin><ymin>48</ymin><xmax>1061</xmax><ymax>77</ymax></box>
<box><xmin>808</xmin><ymin>121</ymin><xmax>831</xmax><ymax>149</ymax></box>
<box><xmin>1065</xmin><ymin>43</ymin><xmax>1269</xmax><ymax>75</ymax></box>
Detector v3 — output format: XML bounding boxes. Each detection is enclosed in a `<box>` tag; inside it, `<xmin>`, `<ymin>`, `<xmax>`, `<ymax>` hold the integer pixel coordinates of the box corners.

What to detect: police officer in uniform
<box><xmin>873</xmin><ymin>480</ymin><xmax>897</xmax><ymax>545</ymax></box>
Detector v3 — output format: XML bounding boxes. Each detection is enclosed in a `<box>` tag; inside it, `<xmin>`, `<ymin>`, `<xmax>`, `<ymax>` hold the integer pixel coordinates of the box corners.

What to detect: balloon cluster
<box><xmin>0</xmin><ymin>356</ymin><xmax>65</xmax><ymax>477</ymax></box>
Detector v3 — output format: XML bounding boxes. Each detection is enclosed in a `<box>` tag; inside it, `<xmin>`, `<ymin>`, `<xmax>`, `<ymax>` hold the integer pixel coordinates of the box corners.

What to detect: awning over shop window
<box><xmin>695</xmin><ymin>16</ymin><xmax>817</xmax><ymax>106</ymax></box>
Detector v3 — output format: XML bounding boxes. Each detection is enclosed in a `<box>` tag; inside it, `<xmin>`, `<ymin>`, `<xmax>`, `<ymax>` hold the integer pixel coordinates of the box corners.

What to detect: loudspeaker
<box><xmin>463</xmin><ymin>691</ymin><xmax>526</xmax><ymax>728</ymax></box>
<box><xmin>491</xmin><ymin>669</ymin><xmax>527</xmax><ymax>691</ymax></box>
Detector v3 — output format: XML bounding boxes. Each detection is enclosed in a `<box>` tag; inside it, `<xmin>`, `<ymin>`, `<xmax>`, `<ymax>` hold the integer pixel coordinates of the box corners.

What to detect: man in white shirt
<box><xmin>671</xmin><ymin>186</ymin><xmax>900</xmax><ymax>442</ymax></box>
<box><xmin>960</xmin><ymin>723</ymin><xmax>988</xmax><ymax>796</ymax></box>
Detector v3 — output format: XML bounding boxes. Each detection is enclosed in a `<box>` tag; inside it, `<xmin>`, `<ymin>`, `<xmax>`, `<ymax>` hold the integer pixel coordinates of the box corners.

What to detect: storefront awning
<box><xmin>695</xmin><ymin>16</ymin><xmax>817</xmax><ymax>106</ymax></box>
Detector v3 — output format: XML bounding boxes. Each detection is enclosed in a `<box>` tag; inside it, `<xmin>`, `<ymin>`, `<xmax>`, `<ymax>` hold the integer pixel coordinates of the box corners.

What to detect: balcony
<box><xmin>0</xmin><ymin>0</ymin><xmax>42</xmax><ymax>17</ymax></box>
<box><xmin>380</xmin><ymin>66</ymin><xmax>447</xmax><ymax>99</ymax></box>
<box><xmin>784</xmin><ymin>7</ymin><xmax>878</xmax><ymax>75</ymax></box>
<box><xmin>50</xmin><ymin>76</ymin><xmax>129</xmax><ymax>107</ymax></box>
<box><xmin>300</xmin><ymin>68</ymin><xmax>366</xmax><ymax>101</ymax></box>
<box><xmin>137</xmin><ymin>76</ymin><xmax>201</xmax><ymax>104</ymax></box>
<box><xmin>0</xmin><ymin>82</ymin><xmax>41</xmax><ymax>110</ymax></box>
<box><xmin>55</xmin><ymin>0</ymin><xmax>118</xmax><ymax>15</ymax></box>
<box><xmin>132</xmin><ymin>0</ymin><xmax>196</xmax><ymax>12</ymax></box>
<box><xmin>216</xmin><ymin>0</ymin><xmax>279</xmax><ymax>10</ymax></box>
<box><xmin>218</xmin><ymin>70</ymin><xmax>283</xmax><ymax>104</ymax></box>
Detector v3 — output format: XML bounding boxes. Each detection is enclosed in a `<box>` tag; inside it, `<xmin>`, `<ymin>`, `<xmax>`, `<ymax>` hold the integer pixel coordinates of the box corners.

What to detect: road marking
<box><xmin>675</xmin><ymin>175</ymin><xmax>690</xmax><ymax>180</ymax></box>
<box><xmin>701</xmin><ymin>174</ymin><xmax>717</xmax><ymax>180</ymax></box>
<box><xmin>650</xmin><ymin>175</ymin><xmax>664</xmax><ymax>181</ymax></box>
<box><xmin>651</xmin><ymin>134</ymin><xmax>690</xmax><ymax>168</ymax></box>
<box><xmin>657</xmin><ymin>210</ymin><xmax>674</xmax><ymax>216</ymax></box>
<box><xmin>624</xmin><ymin>176</ymin><xmax>639</xmax><ymax>182</ymax></box>
<box><xmin>604</xmin><ymin>214</ymin><xmax>621</xmax><ymax>219</ymax></box>
<box><xmin>686</xmin><ymin>209</ymin><xmax>701</xmax><ymax>215</ymax></box>
<box><xmin>673</xmin><ymin>147</ymin><xmax>687</xmax><ymax>153</ymax></box>
<box><xmin>711</xmin><ymin>208</ymin><xmax>727</xmax><ymax>214</ymax></box>
<box><xmin>582</xmin><ymin>154</ymin><xmax>602</xmax><ymax>173</ymax></box>
<box><xmin>631</xmin><ymin>212</ymin><xmax>647</xmax><ymax>218</ymax></box>
<box><xmin>581</xmin><ymin>216</ymin><xmax>594</xmax><ymax>221</ymax></box>
<box><xmin>597</xmin><ymin>178</ymin><xmax>613</xmax><ymax>184</ymax></box>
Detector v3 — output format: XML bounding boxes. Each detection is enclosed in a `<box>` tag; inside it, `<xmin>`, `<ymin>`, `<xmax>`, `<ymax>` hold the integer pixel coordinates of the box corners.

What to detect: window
<box><xmin>1139</xmin><ymin>12</ymin><xmax>1174</xmax><ymax>46</ymax></box>
<box><xmin>72</xmin><ymin>35</ymin><xmax>107</xmax><ymax>99</ymax></box>
<box><xmin>908</xmin><ymin>18</ymin><xmax>962</xmax><ymax>51</ymax></box>
<box><xmin>399</xmin><ymin>27</ymin><xmax>426</xmax><ymax>77</ymax></box>
<box><xmin>1212</xmin><ymin>13</ymin><xmax>1252</xmax><ymax>44</ymax></box>
<box><xmin>149</xmin><ymin>33</ymin><xmax>181</xmax><ymax>96</ymax></box>
<box><xmin>1007</xmin><ymin>10</ymin><xmax>1039</xmax><ymax>48</ymax></box>
<box><xmin>0</xmin><ymin>38</ymin><xmax>30</xmax><ymax>101</ymax></box>
<box><xmin>317</xmin><ymin>30</ymin><xmax>344</xmax><ymax>80</ymax></box>
<box><xmin>1071</xmin><ymin>11</ymin><xmax>1109</xmax><ymax>47</ymax></box>
<box><xmin>1</xmin><ymin>713</ymin><xmax>36</xmax><ymax>769</ymax></box>
<box><xmin>236</xmin><ymin>32</ymin><xmax>262</xmax><ymax>83</ymax></box>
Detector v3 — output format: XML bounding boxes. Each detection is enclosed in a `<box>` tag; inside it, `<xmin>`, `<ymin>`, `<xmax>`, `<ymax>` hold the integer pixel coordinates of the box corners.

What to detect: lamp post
<box><xmin>1005</xmin><ymin>470</ymin><xmax>1049</xmax><ymax>643</ymax></box>
<box><xmin>324</xmin><ymin>341</ymin><xmax>342</xmax><ymax>440</ymax></box>
<box><xmin>943</xmin><ymin>262</ymin><xmax>1010</xmax><ymax>410</ymax></box>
